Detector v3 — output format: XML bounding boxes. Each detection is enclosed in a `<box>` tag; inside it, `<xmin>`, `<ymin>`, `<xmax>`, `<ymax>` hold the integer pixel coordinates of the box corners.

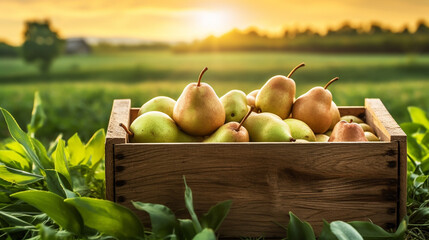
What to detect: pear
<box><xmin>295</xmin><ymin>139</ymin><xmax>309</xmax><ymax>143</ymax></box>
<box><xmin>246</xmin><ymin>89</ymin><xmax>259</xmax><ymax>107</ymax></box>
<box><xmin>255</xmin><ymin>63</ymin><xmax>305</xmax><ymax>119</ymax></box>
<box><xmin>243</xmin><ymin>112</ymin><xmax>294</xmax><ymax>142</ymax></box>
<box><xmin>138</xmin><ymin>96</ymin><xmax>176</xmax><ymax>118</ymax></box>
<box><xmin>328</xmin><ymin>120</ymin><xmax>368</xmax><ymax>142</ymax></box>
<box><xmin>329</xmin><ymin>101</ymin><xmax>341</xmax><ymax>130</ymax></box>
<box><xmin>292</xmin><ymin>77</ymin><xmax>339</xmax><ymax>134</ymax></box>
<box><xmin>365</xmin><ymin>131</ymin><xmax>380</xmax><ymax>141</ymax></box>
<box><xmin>315</xmin><ymin>134</ymin><xmax>330</xmax><ymax>142</ymax></box>
<box><xmin>220</xmin><ymin>90</ymin><xmax>248</xmax><ymax>123</ymax></box>
<box><xmin>359</xmin><ymin>123</ymin><xmax>374</xmax><ymax>133</ymax></box>
<box><xmin>122</xmin><ymin>111</ymin><xmax>198</xmax><ymax>143</ymax></box>
<box><xmin>284</xmin><ymin>118</ymin><xmax>316</xmax><ymax>141</ymax></box>
<box><xmin>325</xmin><ymin>130</ymin><xmax>332</xmax><ymax>136</ymax></box>
<box><xmin>204</xmin><ymin>108</ymin><xmax>252</xmax><ymax>142</ymax></box>
<box><xmin>340</xmin><ymin>115</ymin><xmax>364</xmax><ymax>123</ymax></box>
<box><xmin>173</xmin><ymin>67</ymin><xmax>225</xmax><ymax>136</ymax></box>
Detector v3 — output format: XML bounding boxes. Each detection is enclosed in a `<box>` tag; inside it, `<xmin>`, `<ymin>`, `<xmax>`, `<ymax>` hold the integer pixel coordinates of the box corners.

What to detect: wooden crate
<box><xmin>105</xmin><ymin>98</ymin><xmax>406</xmax><ymax>239</ymax></box>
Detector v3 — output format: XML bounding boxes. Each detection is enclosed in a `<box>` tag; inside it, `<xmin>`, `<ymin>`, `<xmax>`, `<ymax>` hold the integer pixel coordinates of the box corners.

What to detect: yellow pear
<box><xmin>329</xmin><ymin>101</ymin><xmax>341</xmax><ymax>130</ymax></box>
<box><xmin>365</xmin><ymin>131</ymin><xmax>379</xmax><ymax>141</ymax></box>
<box><xmin>243</xmin><ymin>112</ymin><xmax>294</xmax><ymax>142</ymax></box>
<box><xmin>340</xmin><ymin>115</ymin><xmax>364</xmax><ymax>123</ymax></box>
<box><xmin>246</xmin><ymin>89</ymin><xmax>259</xmax><ymax>107</ymax></box>
<box><xmin>220</xmin><ymin>90</ymin><xmax>248</xmax><ymax>123</ymax></box>
<box><xmin>284</xmin><ymin>118</ymin><xmax>316</xmax><ymax>141</ymax></box>
<box><xmin>315</xmin><ymin>134</ymin><xmax>330</xmax><ymax>142</ymax></box>
<box><xmin>204</xmin><ymin>108</ymin><xmax>252</xmax><ymax>142</ymax></box>
<box><xmin>359</xmin><ymin>123</ymin><xmax>375</xmax><ymax>133</ymax></box>
<box><xmin>138</xmin><ymin>96</ymin><xmax>176</xmax><ymax>118</ymax></box>
<box><xmin>255</xmin><ymin>63</ymin><xmax>305</xmax><ymax>119</ymax></box>
<box><xmin>173</xmin><ymin>67</ymin><xmax>225</xmax><ymax>136</ymax></box>
<box><xmin>292</xmin><ymin>77</ymin><xmax>339</xmax><ymax>134</ymax></box>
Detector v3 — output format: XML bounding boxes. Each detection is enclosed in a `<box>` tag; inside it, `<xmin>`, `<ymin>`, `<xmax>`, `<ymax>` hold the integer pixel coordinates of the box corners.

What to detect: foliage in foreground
<box><xmin>0</xmin><ymin>93</ymin><xmax>428</xmax><ymax>239</ymax></box>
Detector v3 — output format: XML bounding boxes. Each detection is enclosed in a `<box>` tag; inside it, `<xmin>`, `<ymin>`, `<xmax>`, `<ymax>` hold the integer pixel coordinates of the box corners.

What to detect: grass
<box><xmin>0</xmin><ymin>50</ymin><xmax>428</xmax><ymax>141</ymax></box>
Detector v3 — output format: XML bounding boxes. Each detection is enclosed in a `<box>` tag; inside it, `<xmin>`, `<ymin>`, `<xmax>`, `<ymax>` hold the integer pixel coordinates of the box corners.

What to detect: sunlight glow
<box><xmin>195</xmin><ymin>11</ymin><xmax>231</xmax><ymax>36</ymax></box>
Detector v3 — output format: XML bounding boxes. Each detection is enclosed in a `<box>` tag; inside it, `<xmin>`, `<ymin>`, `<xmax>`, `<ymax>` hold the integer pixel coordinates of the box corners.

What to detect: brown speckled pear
<box><xmin>328</xmin><ymin>120</ymin><xmax>368</xmax><ymax>142</ymax></box>
<box><xmin>173</xmin><ymin>67</ymin><xmax>225</xmax><ymax>136</ymax></box>
<box><xmin>255</xmin><ymin>63</ymin><xmax>304</xmax><ymax>119</ymax></box>
<box><xmin>292</xmin><ymin>77</ymin><xmax>339</xmax><ymax>134</ymax></box>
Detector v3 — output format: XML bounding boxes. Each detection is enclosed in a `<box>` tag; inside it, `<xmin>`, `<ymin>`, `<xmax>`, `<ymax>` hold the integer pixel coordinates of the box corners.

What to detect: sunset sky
<box><xmin>1</xmin><ymin>0</ymin><xmax>428</xmax><ymax>45</ymax></box>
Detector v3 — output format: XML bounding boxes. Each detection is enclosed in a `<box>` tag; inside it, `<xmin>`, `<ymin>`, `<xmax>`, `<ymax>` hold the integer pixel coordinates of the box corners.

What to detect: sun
<box><xmin>195</xmin><ymin>10</ymin><xmax>230</xmax><ymax>35</ymax></box>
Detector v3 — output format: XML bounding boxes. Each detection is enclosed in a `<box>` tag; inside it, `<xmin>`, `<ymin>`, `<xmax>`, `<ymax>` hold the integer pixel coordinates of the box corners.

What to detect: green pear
<box><xmin>220</xmin><ymin>90</ymin><xmax>248</xmax><ymax>123</ymax></box>
<box><xmin>315</xmin><ymin>134</ymin><xmax>330</xmax><ymax>142</ymax></box>
<box><xmin>324</xmin><ymin>130</ymin><xmax>332</xmax><ymax>136</ymax></box>
<box><xmin>329</xmin><ymin>101</ymin><xmax>341</xmax><ymax>130</ymax></box>
<box><xmin>203</xmin><ymin>109</ymin><xmax>252</xmax><ymax>142</ymax></box>
<box><xmin>127</xmin><ymin>111</ymin><xmax>198</xmax><ymax>143</ymax></box>
<box><xmin>246</xmin><ymin>89</ymin><xmax>259</xmax><ymax>107</ymax></box>
<box><xmin>284</xmin><ymin>118</ymin><xmax>316</xmax><ymax>141</ymax></box>
<box><xmin>295</xmin><ymin>139</ymin><xmax>309</xmax><ymax>143</ymax></box>
<box><xmin>243</xmin><ymin>112</ymin><xmax>294</xmax><ymax>142</ymax></box>
<box><xmin>138</xmin><ymin>96</ymin><xmax>176</xmax><ymax>118</ymax></box>
<box><xmin>365</xmin><ymin>131</ymin><xmax>379</xmax><ymax>141</ymax></box>
<box><xmin>292</xmin><ymin>77</ymin><xmax>339</xmax><ymax>134</ymax></box>
<box><xmin>328</xmin><ymin>120</ymin><xmax>368</xmax><ymax>142</ymax></box>
<box><xmin>173</xmin><ymin>67</ymin><xmax>225</xmax><ymax>136</ymax></box>
<box><xmin>255</xmin><ymin>63</ymin><xmax>305</xmax><ymax>119</ymax></box>
<box><xmin>359</xmin><ymin>123</ymin><xmax>374</xmax><ymax>133</ymax></box>
<box><xmin>340</xmin><ymin>115</ymin><xmax>364</xmax><ymax>123</ymax></box>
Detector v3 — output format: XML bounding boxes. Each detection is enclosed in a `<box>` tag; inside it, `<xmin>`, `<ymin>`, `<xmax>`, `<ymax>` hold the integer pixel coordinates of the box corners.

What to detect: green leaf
<box><xmin>36</xmin><ymin>223</ymin><xmax>75</xmax><ymax>240</ymax></box>
<box><xmin>400</xmin><ymin>122</ymin><xmax>425</xmax><ymax>136</ymax></box>
<box><xmin>177</xmin><ymin>219</ymin><xmax>196</xmax><ymax>240</ymax></box>
<box><xmin>408</xmin><ymin>136</ymin><xmax>424</xmax><ymax>161</ymax></box>
<box><xmin>192</xmin><ymin>228</ymin><xmax>216</xmax><ymax>240</ymax></box>
<box><xmin>84</xmin><ymin>129</ymin><xmax>105</xmax><ymax>167</ymax></box>
<box><xmin>410</xmin><ymin>207</ymin><xmax>429</xmax><ymax>223</ymax></box>
<box><xmin>413</xmin><ymin>175</ymin><xmax>428</xmax><ymax>189</ymax></box>
<box><xmin>45</xmin><ymin>169</ymin><xmax>67</xmax><ymax>198</ymax></box>
<box><xmin>319</xmin><ymin>220</ymin><xmax>338</xmax><ymax>240</ymax></box>
<box><xmin>32</xmin><ymin>138</ymin><xmax>54</xmax><ymax>169</ymax></box>
<box><xmin>27</xmin><ymin>91</ymin><xmax>46</xmax><ymax>137</ymax></box>
<box><xmin>183</xmin><ymin>176</ymin><xmax>202</xmax><ymax>233</ymax></box>
<box><xmin>67</xmin><ymin>133</ymin><xmax>86</xmax><ymax>166</ymax></box>
<box><xmin>0</xmin><ymin>150</ymin><xmax>30</xmax><ymax>171</ymax></box>
<box><xmin>10</xmin><ymin>190</ymin><xmax>83</xmax><ymax>234</ymax></box>
<box><xmin>132</xmin><ymin>202</ymin><xmax>176</xmax><ymax>238</ymax></box>
<box><xmin>201</xmin><ymin>200</ymin><xmax>232</xmax><ymax>231</ymax></box>
<box><xmin>0</xmin><ymin>211</ymin><xmax>33</xmax><ymax>226</ymax></box>
<box><xmin>0</xmin><ymin>165</ymin><xmax>43</xmax><ymax>184</ymax></box>
<box><xmin>287</xmin><ymin>212</ymin><xmax>316</xmax><ymax>240</ymax></box>
<box><xmin>64</xmin><ymin>197</ymin><xmax>144</xmax><ymax>240</ymax></box>
<box><xmin>0</xmin><ymin>108</ymin><xmax>44</xmax><ymax>171</ymax></box>
<box><xmin>330</xmin><ymin>221</ymin><xmax>363</xmax><ymax>240</ymax></box>
<box><xmin>408</xmin><ymin>106</ymin><xmax>429</xmax><ymax>129</ymax></box>
<box><xmin>54</xmin><ymin>139</ymin><xmax>72</xmax><ymax>188</ymax></box>
<box><xmin>348</xmin><ymin>221</ymin><xmax>397</xmax><ymax>239</ymax></box>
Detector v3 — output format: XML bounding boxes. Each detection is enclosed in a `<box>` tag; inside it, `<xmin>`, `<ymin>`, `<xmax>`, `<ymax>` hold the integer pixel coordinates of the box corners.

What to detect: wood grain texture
<box><xmin>114</xmin><ymin>142</ymin><xmax>398</xmax><ymax>237</ymax></box>
<box><xmin>365</xmin><ymin>98</ymin><xmax>407</xmax><ymax>223</ymax></box>
<box><xmin>338</xmin><ymin>106</ymin><xmax>365</xmax><ymax>120</ymax></box>
<box><xmin>105</xmin><ymin>99</ymin><xmax>131</xmax><ymax>201</ymax></box>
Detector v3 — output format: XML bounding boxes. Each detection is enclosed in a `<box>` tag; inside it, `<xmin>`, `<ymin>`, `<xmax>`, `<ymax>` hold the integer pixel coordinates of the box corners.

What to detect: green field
<box><xmin>0</xmin><ymin>50</ymin><xmax>428</xmax><ymax>141</ymax></box>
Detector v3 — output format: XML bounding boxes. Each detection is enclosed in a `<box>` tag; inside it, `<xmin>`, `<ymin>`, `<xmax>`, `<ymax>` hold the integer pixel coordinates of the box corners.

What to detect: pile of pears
<box><xmin>121</xmin><ymin>64</ymin><xmax>380</xmax><ymax>143</ymax></box>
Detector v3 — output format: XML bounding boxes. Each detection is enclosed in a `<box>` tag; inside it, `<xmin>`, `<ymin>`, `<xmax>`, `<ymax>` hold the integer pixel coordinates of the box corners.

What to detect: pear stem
<box><xmin>236</xmin><ymin>107</ymin><xmax>254</xmax><ymax>131</ymax></box>
<box><xmin>119</xmin><ymin>123</ymin><xmax>134</xmax><ymax>137</ymax></box>
<box><xmin>287</xmin><ymin>63</ymin><xmax>305</xmax><ymax>78</ymax></box>
<box><xmin>324</xmin><ymin>77</ymin><xmax>339</xmax><ymax>90</ymax></box>
<box><xmin>197</xmin><ymin>67</ymin><xmax>208</xmax><ymax>87</ymax></box>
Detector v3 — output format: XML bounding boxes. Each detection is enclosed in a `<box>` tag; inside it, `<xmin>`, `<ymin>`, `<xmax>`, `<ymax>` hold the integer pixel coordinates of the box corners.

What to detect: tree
<box><xmin>22</xmin><ymin>20</ymin><xmax>62</xmax><ymax>73</ymax></box>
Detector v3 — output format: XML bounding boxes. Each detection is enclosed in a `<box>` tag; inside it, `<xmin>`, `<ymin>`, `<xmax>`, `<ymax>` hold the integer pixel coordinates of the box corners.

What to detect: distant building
<box><xmin>65</xmin><ymin>38</ymin><xmax>91</xmax><ymax>55</ymax></box>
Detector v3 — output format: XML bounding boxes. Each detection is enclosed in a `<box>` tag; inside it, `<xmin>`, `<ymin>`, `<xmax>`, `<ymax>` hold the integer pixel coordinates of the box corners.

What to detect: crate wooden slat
<box><xmin>105</xmin><ymin>98</ymin><xmax>406</xmax><ymax>239</ymax></box>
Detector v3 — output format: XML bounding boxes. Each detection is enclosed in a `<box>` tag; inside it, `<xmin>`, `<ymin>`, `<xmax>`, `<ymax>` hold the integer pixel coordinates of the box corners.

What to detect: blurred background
<box><xmin>0</xmin><ymin>0</ymin><xmax>428</xmax><ymax>141</ymax></box>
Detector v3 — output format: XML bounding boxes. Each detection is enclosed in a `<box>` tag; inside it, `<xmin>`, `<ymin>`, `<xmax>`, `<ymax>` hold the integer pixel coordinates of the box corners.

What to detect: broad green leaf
<box><xmin>55</xmin><ymin>139</ymin><xmax>72</xmax><ymax>187</ymax></box>
<box><xmin>27</xmin><ymin>91</ymin><xmax>46</xmax><ymax>137</ymax></box>
<box><xmin>84</xmin><ymin>129</ymin><xmax>105</xmax><ymax>167</ymax></box>
<box><xmin>67</xmin><ymin>133</ymin><xmax>86</xmax><ymax>166</ymax></box>
<box><xmin>45</xmin><ymin>169</ymin><xmax>67</xmax><ymax>198</ymax></box>
<box><xmin>319</xmin><ymin>220</ymin><xmax>338</xmax><ymax>240</ymax></box>
<box><xmin>201</xmin><ymin>200</ymin><xmax>232</xmax><ymax>231</ymax></box>
<box><xmin>393</xmin><ymin>218</ymin><xmax>407</xmax><ymax>239</ymax></box>
<box><xmin>192</xmin><ymin>228</ymin><xmax>216</xmax><ymax>240</ymax></box>
<box><xmin>32</xmin><ymin>138</ymin><xmax>54</xmax><ymax>169</ymax></box>
<box><xmin>64</xmin><ymin>197</ymin><xmax>144</xmax><ymax>240</ymax></box>
<box><xmin>0</xmin><ymin>211</ymin><xmax>33</xmax><ymax>226</ymax></box>
<box><xmin>0</xmin><ymin>150</ymin><xmax>30</xmax><ymax>171</ymax></box>
<box><xmin>37</xmin><ymin>223</ymin><xmax>75</xmax><ymax>240</ymax></box>
<box><xmin>11</xmin><ymin>190</ymin><xmax>83</xmax><ymax>234</ymax></box>
<box><xmin>0</xmin><ymin>108</ymin><xmax>43</xmax><ymax>171</ymax></box>
<box><xmin>0</xmin><ymin>165</ymin><xmax>43</xmax><ymax>184</ymax></box>
<box><xmin>422</xmin><ymin>131</ymin><xmax>429</xmax><ymax>150</ymax></box>
<box><xmin>408</xmin><ymin>106</ymin><xmax>429</xmax><ymax>129</ymax></box>
<box><xmin>409</xmin><ymin>207</ymin><xmax>429</xmax><ymax>223</ymax></box>
<box><xmin>413</xmin><ymin>175</ymin><xmax>428</xmax><ymax>189</ymax></box>
<box><xmin>348</xmin><ymin>221</ymin><xmax>396</xmax><ymax>239</ymax></box>
<box><xmin>177</xmin><ymin>219</ymin><xmax>196</xmax><ymax>240</ymax></box>
<box><xmin>48</xmin><ymin>134</ymin><xmax>63</xmax><ymax>157</ymax></box>
<box><xmin>408</xmin><ymin>136</ymin><xmax>424</xmax><ymax>161</ymax></box>
<box><xmin>420</xmin><ymin>154</ymin><xmax>429</xmax><ymax>174</ymax></box>
<box><xmin>330</xmin><ymin>221</ymin><xmax>363</xmax><ymax>240</ymax></box>
<box><xmin>400</xmin><ymin>122</ymin><xmax>425</xmax><ymax>136</ymax></box>
<box><xmin>132</xmin><ymin>202</ymin><xmax>176</xmax><ymax>238</ymax></box>
<box><xmin>287</xmin><ymin>212</ymin><xmax>316</xmax><ymax>240</ymax></box>
<box><xmin>183</xmin><ymin>176</ymin><xmax>202</xmax><ymax>233</ymax></box>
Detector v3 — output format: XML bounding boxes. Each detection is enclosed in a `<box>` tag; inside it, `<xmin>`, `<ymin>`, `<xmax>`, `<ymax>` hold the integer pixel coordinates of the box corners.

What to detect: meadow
<box><xmin>0</xmin><ymin>50</ymin><xmax>428</xmax><ymax>141</ymax></box>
